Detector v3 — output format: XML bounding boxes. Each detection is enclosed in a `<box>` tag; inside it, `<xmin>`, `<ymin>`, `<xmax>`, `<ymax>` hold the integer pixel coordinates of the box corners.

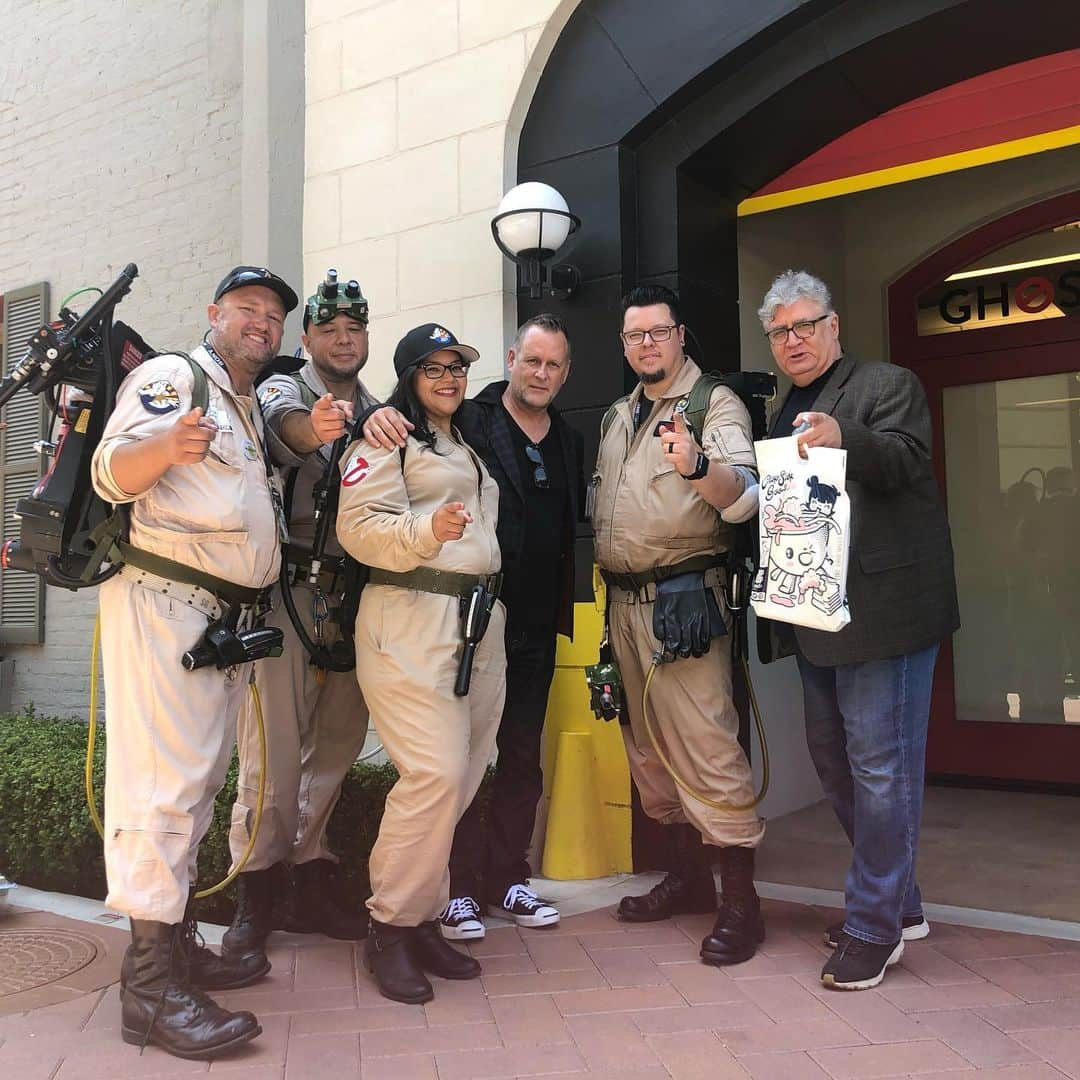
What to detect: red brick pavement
<box><xmin>2</xmin><ymin>898</ymin><xmax>1080</xmax><ymax>1079</ymax></box>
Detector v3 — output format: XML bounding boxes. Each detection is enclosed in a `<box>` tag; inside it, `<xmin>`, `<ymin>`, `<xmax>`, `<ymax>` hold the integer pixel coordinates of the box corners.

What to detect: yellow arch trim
<box><xmin>737</xmin><ymin>123</ymin><xmax>1080</xmax><ymax>217</ymax></box>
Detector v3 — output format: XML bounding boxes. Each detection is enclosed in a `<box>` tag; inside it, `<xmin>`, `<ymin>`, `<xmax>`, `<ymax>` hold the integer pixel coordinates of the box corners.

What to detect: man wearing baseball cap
<box><xmin>90</xmin><ymin>265</ymin><xmax>297</xmax><ymax>1059</ymax></box>
<box><xmin>223</xmin><ymin>271</ymin><xmax>377</xmax><ymax>970</ymax></box>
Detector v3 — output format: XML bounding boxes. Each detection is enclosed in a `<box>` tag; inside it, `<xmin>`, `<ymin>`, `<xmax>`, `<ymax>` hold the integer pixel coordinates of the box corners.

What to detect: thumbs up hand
<box><xmin>660</xmin><ymin>410</ymin><xmax>697</xmax><ymax>477</ymax></box>
<box><xmin>166</xmin><ymin>407</ymin><xmax>217</xmax><ymax>466</ymax></box>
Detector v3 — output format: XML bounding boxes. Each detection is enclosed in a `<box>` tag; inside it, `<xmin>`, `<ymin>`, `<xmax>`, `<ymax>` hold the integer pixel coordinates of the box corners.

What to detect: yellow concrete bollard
<box><xmin>541</xmin><ymin>730</ymin><xmax>612</xmax><ymax>879</ymax></box>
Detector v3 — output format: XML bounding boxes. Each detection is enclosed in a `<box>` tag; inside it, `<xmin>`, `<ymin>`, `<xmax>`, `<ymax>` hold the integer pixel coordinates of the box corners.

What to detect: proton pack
<box><xmin>0</xmin><ymin>263</ymin><xmax>156</xmax><ymax>588</ymax></box>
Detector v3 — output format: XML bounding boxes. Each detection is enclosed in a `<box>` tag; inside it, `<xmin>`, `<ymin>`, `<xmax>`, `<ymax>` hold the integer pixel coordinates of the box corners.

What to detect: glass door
<box><xmin>943</xmin><ymin>371</ymin><xmax>1080</xmax><ymax>730</ymax></box>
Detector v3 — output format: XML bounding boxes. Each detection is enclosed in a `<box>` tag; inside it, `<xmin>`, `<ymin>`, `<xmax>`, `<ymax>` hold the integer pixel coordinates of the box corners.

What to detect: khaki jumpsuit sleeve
<box><xmin>256</xmin><ymin>374</ymin><xmax>310</xmax><ymax>469</ymax></box>
<box><xmin>91</xmin><ymin>354</ymin><xmax>198</xmax><ymax>504</ymax></box>
<box><xmin>335</xmin><ymin>438</ymin><xmax>442</xmax><ymax>569</ymax></box>
<box><xmin>701</xmin><ymin>385</ymin><xmax>757</xmax><ymax>472</ymax></box>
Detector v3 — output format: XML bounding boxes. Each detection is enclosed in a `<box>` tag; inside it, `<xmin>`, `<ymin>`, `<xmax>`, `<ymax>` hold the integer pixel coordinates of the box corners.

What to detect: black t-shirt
<box><xmin>770</xmin><ymin>363</ymin><xmax>836</xmax><ymax>440</ymax></box>
<box><xmin>500</xmin><ymin>407</ymin><xmax>567</xmax><ymax>632</ymax></box>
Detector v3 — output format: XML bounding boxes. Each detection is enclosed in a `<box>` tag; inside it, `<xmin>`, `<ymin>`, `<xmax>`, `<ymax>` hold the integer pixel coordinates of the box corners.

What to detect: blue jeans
<box><xmin>796</xmin><ymin>643</ymin><xmax>940</xmax><ymax>945</ymax></box>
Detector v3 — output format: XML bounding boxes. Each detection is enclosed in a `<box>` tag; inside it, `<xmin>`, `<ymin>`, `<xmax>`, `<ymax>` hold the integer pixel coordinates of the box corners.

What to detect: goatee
<box><xmin>640</xmin><ymin>369</ymin><xmax>667</xmax><ymax>385</ymax></box>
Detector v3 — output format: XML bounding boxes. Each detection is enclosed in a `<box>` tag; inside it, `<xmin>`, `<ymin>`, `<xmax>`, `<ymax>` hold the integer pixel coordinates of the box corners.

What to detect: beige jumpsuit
<box><xmin>91</xmin><ymin>345</ymin><xmax>281</xmax><ymax>924</ymax></box>
<box><xmin>336</xmin><ymin>429</ymin><xmax>506</xmax><ymax>926</ymax></box>
<box><xmin>229</xmin><ymin>362</ymin><xmax>374</xmax><ymax>872</ymax></box>
<box><xmin>592</xmin><ymin>358</ymin><xmax>765</xmax><ymax>849</ymax></box>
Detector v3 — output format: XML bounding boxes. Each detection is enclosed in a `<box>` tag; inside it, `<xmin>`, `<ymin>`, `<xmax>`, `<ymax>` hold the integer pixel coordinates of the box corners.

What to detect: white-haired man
<box><xmin>758</xmin><ymin>269</ymin><xmax>959</xmax><ymax>990</ymax></box>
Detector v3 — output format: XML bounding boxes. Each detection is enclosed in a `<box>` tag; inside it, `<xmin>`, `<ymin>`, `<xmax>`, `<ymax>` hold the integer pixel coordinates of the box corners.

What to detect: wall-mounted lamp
<box><xmin>491</xmin><ymin>182</ymin><xmax>581</xmax><ymax>301</ymax></box>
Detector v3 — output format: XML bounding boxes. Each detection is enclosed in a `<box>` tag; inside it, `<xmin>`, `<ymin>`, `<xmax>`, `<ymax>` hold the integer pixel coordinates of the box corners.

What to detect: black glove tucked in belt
<box><xmin>652</xmin><ymin>571</ymin><xmax>726</xmax><ymax>660</ymax></box>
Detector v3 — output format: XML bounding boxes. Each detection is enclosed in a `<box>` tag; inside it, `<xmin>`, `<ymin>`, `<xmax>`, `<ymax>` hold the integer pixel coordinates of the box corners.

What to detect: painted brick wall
<box><xmin>0</xmin><ymin>0</ymin><xmax>245</xmax><ymax>717</ymax></box>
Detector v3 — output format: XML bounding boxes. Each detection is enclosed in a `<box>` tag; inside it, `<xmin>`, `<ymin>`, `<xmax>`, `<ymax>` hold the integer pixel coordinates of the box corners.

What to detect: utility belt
<box><xmin>367</xmin><ymin>565</ymin><xmax>503</xmax><ymax>602</ymax></box>
<box><xmin>601</xmin><ymin>554</ymin><xmax>725</xmax><ymax>604</ymax></box>
<box><xmin>368</xmin><ymin>565</ymin><xmax>501</xmax><ymax>697</ymax></box>
<box><xmin>115</xmin><ymin>541</ymin><xmax>281</xmax><ymax>671</ymax></box>
<box><xmin>116</xmin><ymin>539</ymin><xmax>271</xmax><ymax>615</ymax></box>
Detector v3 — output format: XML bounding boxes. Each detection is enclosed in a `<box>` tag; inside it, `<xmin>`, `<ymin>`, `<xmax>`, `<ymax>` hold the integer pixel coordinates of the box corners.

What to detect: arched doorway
<box><xmin>889</xmin><ymin>191</ymin><xmax>1080</xmax><ymax>786</ymax></box>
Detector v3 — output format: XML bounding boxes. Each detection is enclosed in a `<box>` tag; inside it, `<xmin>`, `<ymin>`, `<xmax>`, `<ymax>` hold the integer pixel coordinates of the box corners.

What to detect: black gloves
<box><xmin>652</xmin><ymin>571</ymin><xmax>726</xmax><ymax>659</ymax></box>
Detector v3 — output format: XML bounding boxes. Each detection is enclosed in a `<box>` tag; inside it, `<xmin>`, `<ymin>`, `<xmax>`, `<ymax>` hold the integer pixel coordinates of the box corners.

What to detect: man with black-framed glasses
<box><xmin>592</xmin><ymin>283</ymin><xmax>766</xmax><ymax>968</ymax></box>
<box><xmin>361</xmin><ymin>313</ymin><xmax>585</xmax><ymax>941</ymax></box>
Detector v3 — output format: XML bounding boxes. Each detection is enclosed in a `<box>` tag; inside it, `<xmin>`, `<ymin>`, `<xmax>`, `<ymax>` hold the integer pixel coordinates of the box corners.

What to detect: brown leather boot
<box><xmin>410</xmin><ymin>920</ymin><xmax>481</xmax><ymax>980</ymax></box>
<box><xmin>120</xmin><ymin>920</ymin><xmax>260</xmax><ymax>1060</ymax></box>
<box><xmin>699</xmin><ymin>846</ymin><xmax>765</xmax><ymax>966</ymax></box>
<box><xmin>364</xmin><ymin>920</ymin><xmax>433</xmax><ymax>1004</ymax></box>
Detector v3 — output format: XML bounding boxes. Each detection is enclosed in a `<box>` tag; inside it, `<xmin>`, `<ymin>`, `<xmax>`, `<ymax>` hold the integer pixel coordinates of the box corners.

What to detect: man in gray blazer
<box><xmin>758</xmin><ymin>270</ymin><xmax>959</xmax><ymax>991</ymax></box>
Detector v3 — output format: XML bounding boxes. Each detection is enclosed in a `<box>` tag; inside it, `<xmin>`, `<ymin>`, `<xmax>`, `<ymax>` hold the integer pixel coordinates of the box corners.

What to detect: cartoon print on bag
<box><xmin>751</xmin><ymin>471</ymin><xmax>844</xmax><ymax>615</ymax></box>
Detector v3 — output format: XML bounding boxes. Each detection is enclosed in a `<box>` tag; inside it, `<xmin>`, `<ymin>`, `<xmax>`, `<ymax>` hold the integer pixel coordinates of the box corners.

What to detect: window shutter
<box><xmin>1</xmin><ymin>283</ymin><xmax>48</xmax><ymax>644</ymax></box>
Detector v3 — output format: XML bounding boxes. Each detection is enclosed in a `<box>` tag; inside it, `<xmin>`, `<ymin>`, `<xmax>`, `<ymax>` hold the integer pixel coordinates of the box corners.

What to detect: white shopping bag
<box><xmin>750</xmin><ymin>436</ymin><xmax>851</xmax><ymax>632</ymax></box>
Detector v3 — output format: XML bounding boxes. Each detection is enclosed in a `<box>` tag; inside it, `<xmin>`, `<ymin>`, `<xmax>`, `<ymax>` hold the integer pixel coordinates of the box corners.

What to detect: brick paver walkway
<box><xmin>3</xmin><ymin>897</ymin><xmax>1080</xmax><ymax>1078</ymax></box>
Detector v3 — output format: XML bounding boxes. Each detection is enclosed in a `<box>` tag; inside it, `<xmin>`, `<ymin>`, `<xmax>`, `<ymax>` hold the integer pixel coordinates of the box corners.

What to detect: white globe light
<box><xmin>494</xmin><ymin>182</ymin><xmax>572</xmax><ymax>256</ymax></box>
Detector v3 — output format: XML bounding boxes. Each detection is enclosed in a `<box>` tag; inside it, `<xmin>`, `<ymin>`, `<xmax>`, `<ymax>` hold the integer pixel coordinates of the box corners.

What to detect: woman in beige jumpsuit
<box><xmin>336</xmin><ymin>323</ymin><xmax>506</xmax><ymax>1003</ymax></box>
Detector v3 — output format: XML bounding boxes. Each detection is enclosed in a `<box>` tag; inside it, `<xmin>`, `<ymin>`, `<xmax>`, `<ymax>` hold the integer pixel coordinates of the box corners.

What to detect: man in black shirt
<box><xmin>362</xmin><ymin>314</ymin><xmax>584</xmax><ymax>939</ymax></box>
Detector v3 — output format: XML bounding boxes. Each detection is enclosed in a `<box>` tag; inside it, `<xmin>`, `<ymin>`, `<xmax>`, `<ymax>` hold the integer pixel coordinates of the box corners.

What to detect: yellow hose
<box><xmin>87</xmin><ymin>611</ymin><xmax>267</xmax><ymax>898</ymax></box>
<box><xmin>641</xmin><ymin>651</ymin><xmax>770</xmax><ymax>811</ymax></box>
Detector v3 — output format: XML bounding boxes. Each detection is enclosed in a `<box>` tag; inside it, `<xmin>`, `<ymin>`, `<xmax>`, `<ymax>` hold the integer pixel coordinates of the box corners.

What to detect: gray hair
<box><xmin>757</xmin><ymin>270</ymin><xmax>833</xmax><ymax>325</ymax></box>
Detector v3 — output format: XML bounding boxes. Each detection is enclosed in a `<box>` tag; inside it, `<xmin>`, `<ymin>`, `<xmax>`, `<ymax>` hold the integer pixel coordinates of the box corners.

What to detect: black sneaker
<box><xmin>491</xmin><ymin>884</ymin><xmax>560</xmax><ymax>929</ymax></box>
<box><xmin>439</xmin><ymin>896</ymin><xmax>485</xmax><ymax>941</ymax></box>
<box><xmin>824</xmin><ymin>914</ymin><xmax>930</xmax><ymax>949</ymax></box>
<box><xmin>821</xmin><ymin>936</ymin><xmax>904</xmax><ymax>990</ymax></box>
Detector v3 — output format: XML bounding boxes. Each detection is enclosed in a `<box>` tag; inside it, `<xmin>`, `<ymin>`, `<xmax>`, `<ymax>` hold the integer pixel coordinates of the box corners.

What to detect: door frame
<box><xmin>887</xmin><ymin>189</ymin><xmax>1080</xmax><ymax>785</ymax></box>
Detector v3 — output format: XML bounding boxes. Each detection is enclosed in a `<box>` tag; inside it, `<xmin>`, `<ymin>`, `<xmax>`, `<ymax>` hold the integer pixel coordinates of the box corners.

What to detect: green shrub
<box><xmin>0</xmin><ymin>710</ymin><xmax>439</xmax><ymax>927</ymax></box>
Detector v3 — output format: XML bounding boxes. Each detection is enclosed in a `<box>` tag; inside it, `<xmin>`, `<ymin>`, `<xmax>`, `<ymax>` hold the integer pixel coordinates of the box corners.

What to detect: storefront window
<box><xmin>944</xmin><ymin>372</ymin><xmax>1080</xmax><ymax>724</ymax></box>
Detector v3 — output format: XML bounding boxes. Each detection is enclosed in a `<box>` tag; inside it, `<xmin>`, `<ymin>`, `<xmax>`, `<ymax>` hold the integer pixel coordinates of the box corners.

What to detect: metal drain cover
<box><xmin>0</xmin><ymin>929</ymin><xmax>99</xmax><ymax>995</ymax></box>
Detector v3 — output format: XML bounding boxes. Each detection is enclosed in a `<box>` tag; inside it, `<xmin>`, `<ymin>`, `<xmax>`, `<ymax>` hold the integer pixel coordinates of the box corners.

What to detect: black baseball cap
<box><xmin>393</xmin><ymin>323</ymin><xmax>480</xmax><ymax>376</ymax></box>
<box><xmin>214</xmin><ymin>266</ymin><xmax>300</xmax><ymax>313</ymax></box>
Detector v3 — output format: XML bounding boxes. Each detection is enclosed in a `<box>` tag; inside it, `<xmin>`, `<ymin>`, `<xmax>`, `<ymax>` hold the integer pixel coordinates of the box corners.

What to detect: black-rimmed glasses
<box><xmin>764</xmin><ymin>313</ymin><xmax>829</xmax><ymax>345</ymax></box>
<box><xmin>620</xmin><ymin>324</ymin><xmax>677</xmax><ymax>347</ymax></box>
<box><xmin>418</xmin><ymin>360</ymin><xmax>471</xmax><ymax>379</ymax></box>
<box><xmin>525</xmin><ymin>443</ymin><xmax>549</xmax><ymax>488</ymax></box>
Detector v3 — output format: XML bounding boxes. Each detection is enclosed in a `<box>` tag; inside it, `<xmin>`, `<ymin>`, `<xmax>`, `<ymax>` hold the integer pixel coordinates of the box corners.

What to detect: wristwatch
<box><xmin>680</xmin><ymin>452</ymin><xmax>710</xmax><ymax>481</ymax></box>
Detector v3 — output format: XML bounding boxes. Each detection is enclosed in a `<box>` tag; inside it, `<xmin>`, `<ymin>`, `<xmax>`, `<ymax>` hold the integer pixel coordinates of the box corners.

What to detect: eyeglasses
<box><xmin>418</xmin><ymin>360</ymin><xmax>471</xmax><ymax>379</ymax></box>
<box><xmin>764</xmin><ymin>313</ymin><xmax>829</xmax><ymax>345</ymax></box>
<box><xmin>524</xmin><ymin>443</ymin><xmax>549</xmax><ymax>489</ymax></box>
<box><xmin>620</xmin><ymin>324</ymin><xmax>678</xmax><ymax>347</ymax></box>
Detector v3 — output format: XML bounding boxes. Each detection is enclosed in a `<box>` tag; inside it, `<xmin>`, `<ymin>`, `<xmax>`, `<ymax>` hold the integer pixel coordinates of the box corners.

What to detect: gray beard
<box><xmin>640</xmin><ymin>369</ymin><xmax>667</xmax><ymax>385</ymax></box>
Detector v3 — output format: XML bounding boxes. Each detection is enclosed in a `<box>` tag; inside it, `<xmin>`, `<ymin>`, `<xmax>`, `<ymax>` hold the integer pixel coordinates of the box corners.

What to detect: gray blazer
<box><xmin>759</xmin><ymin>354</ymin><xmax>960</xmax><ymax>667</ymax></box>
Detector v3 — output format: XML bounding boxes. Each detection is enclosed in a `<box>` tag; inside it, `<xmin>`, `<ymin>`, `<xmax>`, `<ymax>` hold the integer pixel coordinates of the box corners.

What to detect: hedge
<box><xmin>0</xmin><ymin>709</ymin><xmax>455</xmax><ymax>926</ymax></box>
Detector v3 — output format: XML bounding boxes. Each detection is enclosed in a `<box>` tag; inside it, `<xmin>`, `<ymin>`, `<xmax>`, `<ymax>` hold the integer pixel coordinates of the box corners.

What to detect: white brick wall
<box><xmin>303</xmin><ymin>0</ymin><xmax>579</xmax><ymax>400</ymax></box>
<box><xmin>0</xmin><ymin>0</ymin><xmax>246</xmax><ymax>718</ymax></box>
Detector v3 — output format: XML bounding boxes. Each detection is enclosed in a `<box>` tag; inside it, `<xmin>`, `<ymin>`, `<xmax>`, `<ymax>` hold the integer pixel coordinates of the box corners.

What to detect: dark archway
<box><xmin>519</xmin><ymin>0</ymin><xmax>1080</xmax><ymax>428</ymax></box>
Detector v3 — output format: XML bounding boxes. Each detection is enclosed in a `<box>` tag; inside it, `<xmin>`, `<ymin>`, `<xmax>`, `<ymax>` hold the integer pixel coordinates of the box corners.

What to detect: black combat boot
<box><xmin>286</xmin><ymin>859</ymin><xmax>369</xmax><ymax>940</ymax></box>
<box><xmin>220</xmin><ymin>867</ymin><xmax>278</xmax><ymax>973</ymax></box>
<box><xmin>180</xmin><ymin>890</ymin><xmax>269</xmax><ymax>989</ymax></box>
<box><xmin>364</xmin><ymin>920</ymin><xmax>433</xmax><ymax>1004</ymax></box>
<box><xmin>617</xmin><ymin>823</ymin><xmax>716</xmax><ymax>922</ymax></box>
<box><xmin>120</xmin><ymin>920</ymin><xmax>261</xmax><ymax>1060</ymax></box>
<box><xmin>410</xmin><ymin>920</ymin><xmax>481</xmax><ymax>980</ymax></box>
<box><xmin>700</xmin><ymin>845</ymin><xmax>765</xmax><ymax>966</ymax></box>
